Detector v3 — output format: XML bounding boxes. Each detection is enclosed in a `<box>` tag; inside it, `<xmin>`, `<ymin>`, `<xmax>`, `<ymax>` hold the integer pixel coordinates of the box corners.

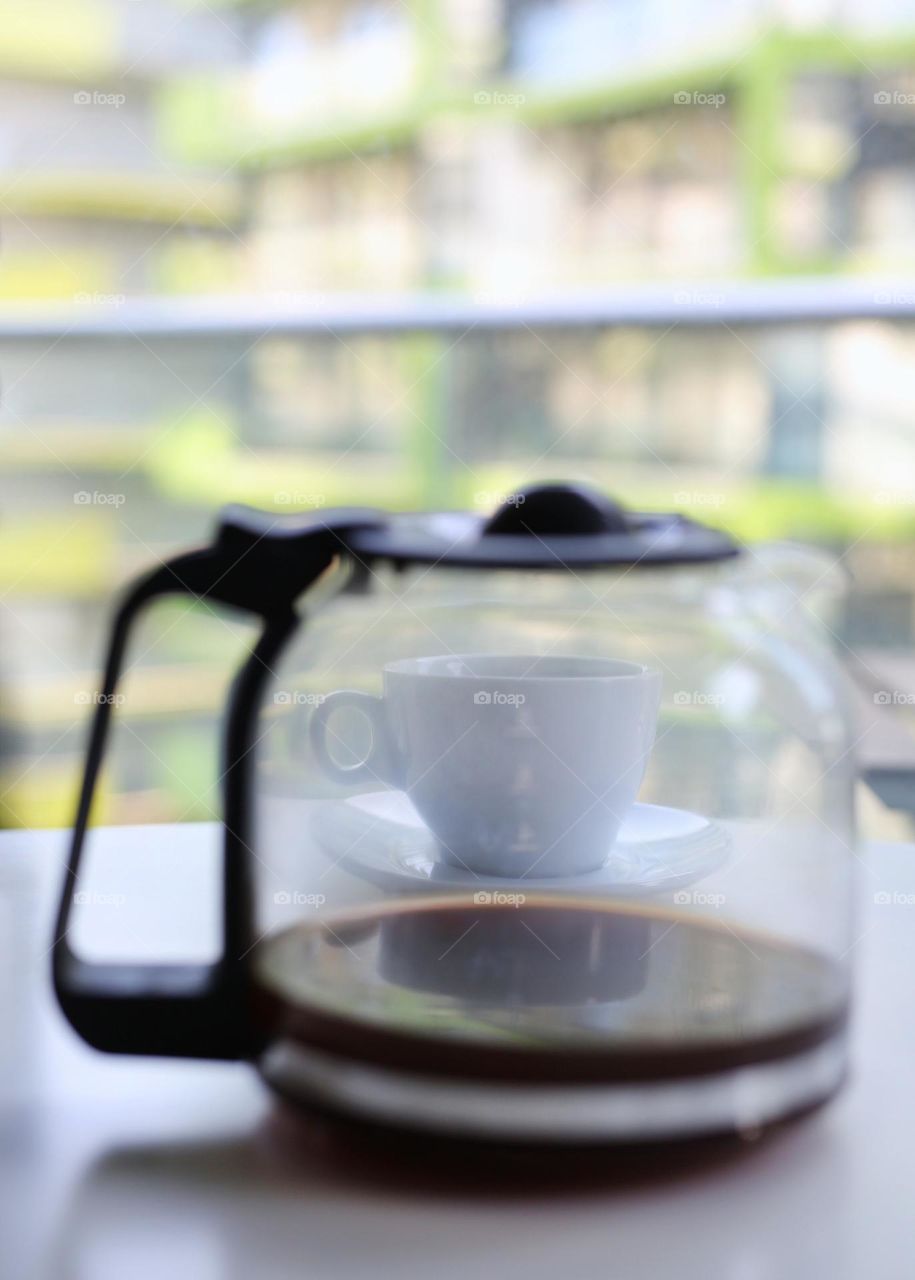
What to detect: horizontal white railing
<box><xmin>1</xmin><ymin>278</ymin><xmax>914</xmax><ymax>340</ymax></box>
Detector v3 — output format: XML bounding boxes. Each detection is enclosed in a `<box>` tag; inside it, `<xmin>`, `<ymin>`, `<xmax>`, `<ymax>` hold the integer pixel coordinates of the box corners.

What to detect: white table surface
<box><xmin>1</xmin><ymin>823</ymin><xmax>914</xmax><ymax>1280</ymax></box>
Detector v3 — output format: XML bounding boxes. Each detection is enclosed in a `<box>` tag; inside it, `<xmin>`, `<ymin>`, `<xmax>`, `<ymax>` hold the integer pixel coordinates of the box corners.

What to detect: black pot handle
<box><xmin>52</xmin><ymin>504</ymin><xmax>382</xmax><ymax>1059</ymax></box>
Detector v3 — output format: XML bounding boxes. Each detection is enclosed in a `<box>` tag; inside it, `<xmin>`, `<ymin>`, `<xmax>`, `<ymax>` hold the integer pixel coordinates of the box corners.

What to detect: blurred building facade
<box><xmin>3</xmin><ymin>0</ymin><xmax>915</xmax><ymax>828</ymax></box>
<box><xmin>170</xmin><ymin>0</ymin><xmax>915</xmax><ymax>287</ymax></box>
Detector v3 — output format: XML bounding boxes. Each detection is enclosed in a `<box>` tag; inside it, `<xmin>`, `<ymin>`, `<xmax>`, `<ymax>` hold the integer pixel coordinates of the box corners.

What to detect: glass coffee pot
<box><xmin>54</xmin><ymin>483</ymin><xmax>857</xmax><ymax>1143</ymax></box>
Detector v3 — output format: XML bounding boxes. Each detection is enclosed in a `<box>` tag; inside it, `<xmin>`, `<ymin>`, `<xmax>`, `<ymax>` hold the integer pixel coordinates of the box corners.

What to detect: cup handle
<box><xmin>310</xmin><ymin>690</ymin><xmax>402</xmax><ymax>788</ymax></box>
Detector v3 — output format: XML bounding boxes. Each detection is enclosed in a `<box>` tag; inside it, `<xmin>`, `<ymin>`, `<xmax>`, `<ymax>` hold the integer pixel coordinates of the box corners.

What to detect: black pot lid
<box><xmin>342</xmin><ymin>482</ymin><xmax>740</xmax><ymax>569</ymax></box>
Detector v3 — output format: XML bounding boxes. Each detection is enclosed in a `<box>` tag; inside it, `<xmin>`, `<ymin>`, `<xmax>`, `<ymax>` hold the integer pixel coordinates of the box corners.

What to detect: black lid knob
<box><xmin>483</xmin><ymin>482</ymin><xmax>630</xmax><ymax>536</ymax></box>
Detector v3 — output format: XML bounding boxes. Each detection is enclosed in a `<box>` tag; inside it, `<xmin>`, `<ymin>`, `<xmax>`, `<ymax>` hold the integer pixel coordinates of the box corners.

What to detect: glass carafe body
<box><xmin>250</xmin><ymin>555</ymin><xmax>856</xmax><ymax>1140</ymax></box>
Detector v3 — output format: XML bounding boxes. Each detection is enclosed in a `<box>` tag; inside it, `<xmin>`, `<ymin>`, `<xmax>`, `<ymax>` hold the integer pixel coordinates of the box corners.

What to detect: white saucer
<box><xmin>311</xmin><ymin>791</ymin><xmax>730</xmax><ymax>895</ymax></box>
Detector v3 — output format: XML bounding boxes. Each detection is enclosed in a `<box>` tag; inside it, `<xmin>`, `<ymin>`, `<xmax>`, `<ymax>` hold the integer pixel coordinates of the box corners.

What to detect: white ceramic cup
<box><xmin>310</xmin><ymin>653</ymin><xmax>661</xmax><ymax>878</ymax></box>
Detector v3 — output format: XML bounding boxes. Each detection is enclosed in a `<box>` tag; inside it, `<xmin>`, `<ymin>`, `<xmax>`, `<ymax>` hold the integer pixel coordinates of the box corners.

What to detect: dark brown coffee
<box><xmin>252</xmin><ymin>896</ymin><xmax>848</xmax><ymax>1083</ymax></box>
